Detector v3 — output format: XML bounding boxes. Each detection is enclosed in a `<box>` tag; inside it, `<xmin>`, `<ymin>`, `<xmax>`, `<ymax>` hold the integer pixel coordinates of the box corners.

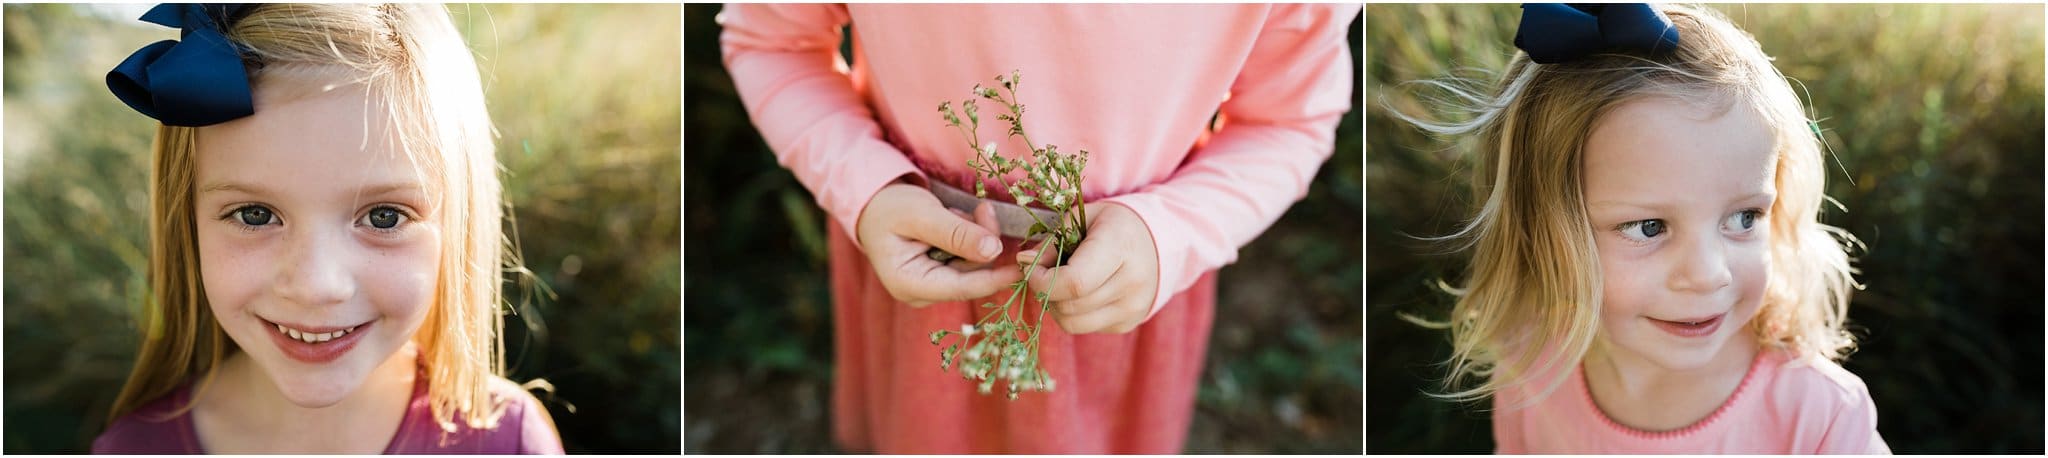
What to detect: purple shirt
<box><xmin>91</xmin><ymin>371</ymin><xmax>564</xmax><ymax>454</ymax></box>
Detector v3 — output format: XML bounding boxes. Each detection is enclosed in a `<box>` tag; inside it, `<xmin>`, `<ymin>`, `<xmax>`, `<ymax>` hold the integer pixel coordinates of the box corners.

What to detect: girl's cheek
<box><xmin>368</xmin><ymin>228</ymin><xmax>441</xmax><ymax>317</ymax></box>
<box><xmin>1734</xmin><ymin>239</ymin><xmax>1773</xmax><ymax>302</ymax></box>
<box><xmin>197</xmin><ymin>228</ymin><xmax>276</xmax><ymax>308</ymax></box>
<box><xmin>1594</xmin><ymin>242</ymin><xmax>1657</xmax><ymax>316</ymax></box>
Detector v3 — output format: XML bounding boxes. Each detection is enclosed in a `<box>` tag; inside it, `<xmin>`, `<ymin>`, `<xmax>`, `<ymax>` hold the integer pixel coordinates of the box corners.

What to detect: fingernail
<box><xmin>980</xmin><ymin>238</ymin><xmax>1001</xmax><ymax>258</ymax></box>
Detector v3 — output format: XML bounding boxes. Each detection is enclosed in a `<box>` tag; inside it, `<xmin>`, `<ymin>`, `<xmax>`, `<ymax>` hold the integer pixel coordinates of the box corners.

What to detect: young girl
<box><xmin>1399</xmin><ymin>4</ymin><xmax>1887</xmax><ymax>453</ymax></box>
<box><xmin>720</xmin><ymin>4</ymin><xmax>1356</xmax><ymax>453</ymax></box>
<box><xmin>91</xmin><ymin>4</ymin><xmax>561</xmax><ymax>453</ymax></box>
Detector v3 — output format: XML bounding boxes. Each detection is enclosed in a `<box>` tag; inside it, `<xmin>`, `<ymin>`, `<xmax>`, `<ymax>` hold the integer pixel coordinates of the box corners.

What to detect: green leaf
<box><xmin>778</xmin><ymin>190</ymin><xmax>827</xmax><ymax>264</ymax></box>
<box><xmin>1028</xmin><ymin>222</ymin><xmax>1048</xmax><ymax>237</ymax></box>
<box><xmin>1016</xmin><ymin>195</ymin><xmax>1035</xmax><ymax>206</ymax></box>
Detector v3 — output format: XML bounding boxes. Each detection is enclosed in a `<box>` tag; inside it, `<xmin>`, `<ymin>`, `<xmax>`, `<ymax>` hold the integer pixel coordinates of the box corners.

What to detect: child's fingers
<box><xmin>1104</xmin><ymin>319</ymin><xmax>1143</xmax><ymax>334</ymax></box>
<box><xmin>1016</xmin><ymin>246</ymin><xmax>1044</xmax><ymax>267</ymax></box>
<box><xmin>1052</xmin><ymin>296</ymin><xmax>1138</xmax><ymax>335</ymax></box>
<box><xmin>948</xmin><ymin>203</ymin><xmax>1001</xmax><ymax>236</ymax></box>
<box><xmin>900</xmin><ymin>202</ymin><xmax>1002</xmax><ymax>264</ymax></box>
<box><xmin>1045</xmin><ymin>273</ymin><xmax>1124</xmax><ymax>316</ymax></box>
<box><xmin>1015</xmin><ymin>245</ymin><xmax>1048</xmax><ymax>265</ymax></box>
<box><xmin>1026</xmin><ymin>261</ymin><xmax>1110</xmax><ymax>306</ymax></box>
<box><xmin>1024</xmin><ymin>242</ymin><xmax>1119</xmax><ymax>303</ymax></box>
<box><xmin>897</xmin><ymin>253</ymin><xmax>1022</xmax><ymax>305</ymax></box>
<box><xmin>973</xmin><ymin>201</ymin><xmax>1000</xmax><ymax>235</ymax></box>
<box><xmin>1070</xmin><ymin>272</ymin><xmax>1131</xmax><ymax>311</ymax></box>
<box><xmin>933</xmin><ymin>207</ymin><xmax>1000</xmax><ymax>269</ymax></box>
<box><xmin>1015</xmin><ymin>239</ymin><xmax>1060</xmax><ymax>268</ymax></box>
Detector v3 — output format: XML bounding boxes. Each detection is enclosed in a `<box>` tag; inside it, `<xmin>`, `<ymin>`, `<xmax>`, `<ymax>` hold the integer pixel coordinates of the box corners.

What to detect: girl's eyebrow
<box><xmin>197</xmin><ymin>181</ymin><xmax>424</xmax><ymax>197</ymax></box>
<box><xmin>1730</xmin><ymin>191</ymin><xmax>1776</xmax><ymax>205</ymax></box>
<box><xmin>199</xmin><ymin>181</ymin><xmax>272</xmax><ymax>195</ymax></box>
<box><xmin>1589</xmin><ymin>200</ymin><xmax>1662</xmax><ymax>210</ymax></box>
<box><xmin>1589</xmin><ymin>192</ymin><xmax>1776</xmax><ymax>211</ymax></box>
<box><xmin>351</xmin><ymin>182</ymin><xmax>427</xmax><ymax>197</ymax></box>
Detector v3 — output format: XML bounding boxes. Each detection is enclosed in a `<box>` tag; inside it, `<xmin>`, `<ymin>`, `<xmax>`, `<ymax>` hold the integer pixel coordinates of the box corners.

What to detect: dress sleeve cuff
<box><xmin>830</xmin><ymin>153</ymin><xmax>926</xmax><ymax>252</ymax></box>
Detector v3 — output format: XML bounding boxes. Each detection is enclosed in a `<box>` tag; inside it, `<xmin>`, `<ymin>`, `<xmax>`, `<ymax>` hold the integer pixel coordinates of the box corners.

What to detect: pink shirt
<box><xmin>719</xmin><ymin>4</ymin><xmax>1356</xmax><ymax>453</ymax></box>
<box><xmin>1493</xmin><ymin>348</ymin><xmax>1891</xmax><ymax>454</ymax></box>
<box><xmin>719</xmin><ymin>3</ymin><xmax>1356</xmax><ymax>318</ymax></box>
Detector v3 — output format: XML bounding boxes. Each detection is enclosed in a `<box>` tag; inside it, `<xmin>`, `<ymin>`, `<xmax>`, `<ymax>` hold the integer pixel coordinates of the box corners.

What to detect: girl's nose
<box><xmin>1668</xmin><ymin>232</ymin><xmax>1733</xmax><ymax>294</ymax></box>
<box><xmin>274</xmin><ymin>226</ymin><xmax>357</xmax><ymax>307</ymax></box>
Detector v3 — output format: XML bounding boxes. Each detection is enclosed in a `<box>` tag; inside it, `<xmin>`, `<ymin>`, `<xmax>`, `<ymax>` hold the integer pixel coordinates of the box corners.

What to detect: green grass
<box><xmin>3</xmin><ymin>4</ymin><xmax>679</xmax><ymax>452</ymax></box>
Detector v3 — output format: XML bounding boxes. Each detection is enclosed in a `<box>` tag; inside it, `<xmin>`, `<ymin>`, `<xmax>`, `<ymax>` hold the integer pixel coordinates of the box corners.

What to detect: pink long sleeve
<box><xmin>1097</xmin><ymin>4</ymin><xmax>1355</xmax><ymax>317</ymax></box>
<box><xmin>717</xmin><ymin>4</ymin><xmax>924</xmax><ymax>244</ymax></box>
<box><xmin>719</xmin><ymin>3</ymin><xmax>1356</xmax><ymax>317</ymax></box>
<box><xmin>724</xmin><ymin>5</ymin><xmax>1358</xmax><ymax>452</ymax></box>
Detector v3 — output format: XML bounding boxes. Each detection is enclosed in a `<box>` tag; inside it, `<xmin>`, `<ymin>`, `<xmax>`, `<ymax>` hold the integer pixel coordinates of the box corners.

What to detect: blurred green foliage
<box><xmin>683</xmin><ymin>4</ymin><xmax>1361</xmax><ymax>453</ymax></box>
<box><xmin>3</xmin><ymin>4</ymin><xmax>679</xmax><ymax>453</ymax></box>
<box><xmin>1367</xmin><ymin>4</ymin><xmax>2043</xmax><ymax>453</ymax></box>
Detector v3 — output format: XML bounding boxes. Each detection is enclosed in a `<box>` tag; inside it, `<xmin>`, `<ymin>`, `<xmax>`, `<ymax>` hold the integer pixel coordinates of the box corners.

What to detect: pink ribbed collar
<box><xmin>1576</xmin><ymin>348</ymin><xmax>1769</xmax><ymax>440</ymax></box>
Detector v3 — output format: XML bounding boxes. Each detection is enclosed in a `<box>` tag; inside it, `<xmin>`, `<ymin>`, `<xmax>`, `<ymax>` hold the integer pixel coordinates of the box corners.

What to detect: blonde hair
<box><xmin>1396</xmin><ymin>4</ymin><xmax>1862</xmax><ymax>407</ymax></box>
<box><xmin>108</xmin><ymin>4</ymin><xmax>518</xmax><ymax>433</ymax></box>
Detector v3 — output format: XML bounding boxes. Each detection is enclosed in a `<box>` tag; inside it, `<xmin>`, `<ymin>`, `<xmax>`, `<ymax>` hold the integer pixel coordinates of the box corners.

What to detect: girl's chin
<box><xmin>1629</xmin><ymin>335</ymin><xmax>1741</xmax><ymax>372</ymax></box>
<box><xmin>258</xmin><ymin>359</ymin><xmax>374</xmax><ymax>408</ymax></box>
<box><xmin>245</xmin><ymin>336</ymin><xmax>403</xmax><ymax>409</ymax></box>
<box><xmin>1641</xmin><ymin>347</ymin><xmax>1723</xmax><ymax>372</ymax></box>
<box><xmin>1603</xmin><ymin>332</ymin><xmax>1725</xmax><ymax>372</ymax></box>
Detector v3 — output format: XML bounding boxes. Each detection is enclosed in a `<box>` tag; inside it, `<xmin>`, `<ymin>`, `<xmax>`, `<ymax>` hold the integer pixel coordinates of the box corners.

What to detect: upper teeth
<box><xmin>277</xmin><ymin>324</ymin><xmax>357</xmax><ymax>343</ymax></box>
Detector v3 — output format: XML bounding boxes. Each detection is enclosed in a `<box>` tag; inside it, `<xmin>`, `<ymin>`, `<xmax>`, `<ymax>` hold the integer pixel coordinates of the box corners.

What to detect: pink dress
<box><xmin>1493</xmin><ymin>347</ymin><xmax>1891</xmax><ymax>454</ymax></box>
<box><xmin>718</xmin><ymin>4</ymin><xmax>1356</xmax><ymax>453</ymax></box>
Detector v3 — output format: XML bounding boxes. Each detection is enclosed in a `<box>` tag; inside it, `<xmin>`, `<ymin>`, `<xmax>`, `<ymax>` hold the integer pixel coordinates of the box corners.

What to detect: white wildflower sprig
<box><xmin>928</xmin><ymin>70</ymin><xmax>1090</xmax><ymax>401</ymax></box>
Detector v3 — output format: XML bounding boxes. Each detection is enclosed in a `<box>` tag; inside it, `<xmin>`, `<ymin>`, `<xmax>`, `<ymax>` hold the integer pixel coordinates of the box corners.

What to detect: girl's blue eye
<box><xmin>1618</xmin><ymin>219</ymin><xmax>1666</xmax><ymax>242</ymax></box>
<box><xmin>362</xmin><ymin>207</ymin><xmax>406</xmax><ymax>230</ymax></box>
<box><xmin>1724</xmin><ymin>209</ymin><xmax>1764</xmax><ymax>232</ymax></box>
<box><xmin>233</xmin><ymin>206</ymin><xmax>275</xmax><ymax>226</ymax></box>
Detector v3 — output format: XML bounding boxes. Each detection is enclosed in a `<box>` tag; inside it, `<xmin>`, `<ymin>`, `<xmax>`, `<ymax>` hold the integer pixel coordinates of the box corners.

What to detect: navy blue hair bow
<box><xmin>106</xmin><ymin>4</ymin><xmax>255</xmax><ymax>127</ymax></box>
<box><xmin>1513</xmin><ymin>4</ymin><xmax>1681</xmax><ymax>65</ymax></box>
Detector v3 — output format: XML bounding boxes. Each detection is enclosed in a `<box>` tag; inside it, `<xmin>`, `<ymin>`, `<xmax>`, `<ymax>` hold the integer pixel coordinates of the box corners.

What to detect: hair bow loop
<box><xmin>1514</xmin><ymin>4</ymin><xmax>1681</xmax><ymax>65</ymax></box>
<box><xmin>105</xmin><ymin>3</ymin><xmax>255</xmax><ymax>127</ymax></box>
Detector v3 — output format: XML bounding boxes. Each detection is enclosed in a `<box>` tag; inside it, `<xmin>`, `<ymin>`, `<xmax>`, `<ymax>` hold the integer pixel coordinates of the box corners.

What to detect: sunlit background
<box><xmin>3</xmin><ymin>4</ymin><xmax>680</xmax><ymax>452</ymax></box>
<box><xmin>1367</xmin><ymin>4</ymin><xmax>2044</xmax><ymax>453</ymax></box>
<box><xmin>683</xmin><ymin>4</ymin><xmax>1362</xmax><ymax>453</ymax></box>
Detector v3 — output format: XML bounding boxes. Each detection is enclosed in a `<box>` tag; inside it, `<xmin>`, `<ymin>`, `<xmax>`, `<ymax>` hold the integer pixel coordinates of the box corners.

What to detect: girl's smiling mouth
<box><xmin>262</xmin><ymin>318</ymin><xmax>375</xmax><ymax>364</ymax></box>
<box><xmin>1648</xmin><ymin>313</ymin><xmax>1725</xmax><ymax>338</ymax></box>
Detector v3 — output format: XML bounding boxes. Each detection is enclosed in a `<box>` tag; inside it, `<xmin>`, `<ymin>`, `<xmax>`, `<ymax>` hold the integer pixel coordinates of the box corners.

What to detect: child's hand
<box><xmin>1018</xmin><ymin>202</ymin><xmax>1160</xmax><ymax>334</ymax></box>
<box><xmin>855</xmin><ymin>182</ymin><xmax>1022</xmax><ymax>306</ymax></box>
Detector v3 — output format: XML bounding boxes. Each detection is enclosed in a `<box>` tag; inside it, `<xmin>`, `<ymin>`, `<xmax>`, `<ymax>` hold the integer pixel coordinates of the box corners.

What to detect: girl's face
<box><xmin>1582</xmin><ymin>96</ymin><xmax>1775</xmax><ymax>372</ymax></box>
<box><xmin>193</xmin><ymin>83</ymin><xmax>439</xmax><ymax>408</ymax></box>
